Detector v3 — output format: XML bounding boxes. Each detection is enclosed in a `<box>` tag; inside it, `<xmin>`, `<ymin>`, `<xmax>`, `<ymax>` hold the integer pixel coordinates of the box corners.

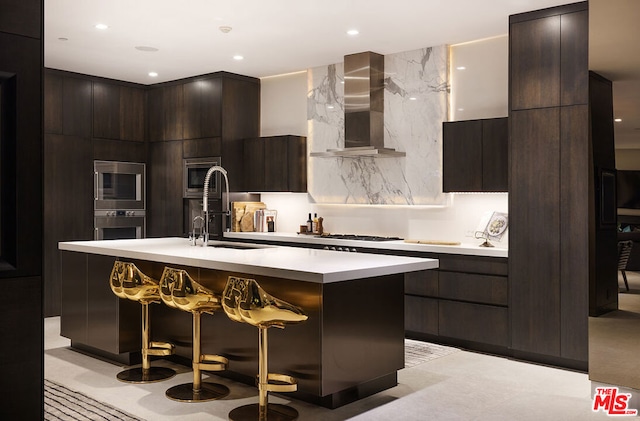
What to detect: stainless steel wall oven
<box><xmin>94</xmin><ymin>160</ymin><xmax>146</xmax><ymax>240</ymax></box>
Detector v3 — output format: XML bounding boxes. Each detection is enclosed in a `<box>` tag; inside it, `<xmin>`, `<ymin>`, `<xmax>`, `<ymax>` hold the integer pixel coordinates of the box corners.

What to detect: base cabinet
<box><xmin>404</xmin><ymin>254</ymin><xmax>509</xmax><ymax>353</ymax></box>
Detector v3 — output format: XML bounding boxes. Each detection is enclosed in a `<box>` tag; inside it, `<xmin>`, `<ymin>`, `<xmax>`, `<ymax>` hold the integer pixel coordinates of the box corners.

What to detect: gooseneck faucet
<box><xmin>202</xmin><ymin>165</ymin><xmax>230</xmax><ymax>246</ymax></box>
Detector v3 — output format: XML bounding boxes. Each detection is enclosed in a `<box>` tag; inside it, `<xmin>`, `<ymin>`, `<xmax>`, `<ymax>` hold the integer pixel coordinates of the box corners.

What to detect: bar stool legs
<box><xmin>160</xmin><ymin>266</ymin><xmax>230</xmax><ymax>403</ymax></box>
<box><xmin>229</xmin><ymin>326</ymin><xmax>299</xmax><ymax>421</ymax></box>
<box><xmin>165</xmin><ymin>311</ymin><xmax>230</xmax><ymax>402</ymax></box>
<box><xmin>117</xmin><ymin>300</ymin><xmax>176</xmax><ymax>383</ymax></box>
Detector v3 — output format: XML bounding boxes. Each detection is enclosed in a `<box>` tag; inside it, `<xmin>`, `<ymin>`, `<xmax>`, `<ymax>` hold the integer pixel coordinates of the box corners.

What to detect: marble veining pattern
<box><xmin>308</xmin><ymin>45</ymin><xmax>449</xmax><ymax>205</ymax></box>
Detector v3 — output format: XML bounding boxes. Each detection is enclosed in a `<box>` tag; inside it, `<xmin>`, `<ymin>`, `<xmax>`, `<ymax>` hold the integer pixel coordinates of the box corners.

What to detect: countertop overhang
<box><xmin>58</xmin><ymin>237</ymin><xmax>438</xmax><ymax>283</ymax></box>
<box><xmin>224</xmin><ymin>232</ymin><xmax>509</xmax><ymax>258</ymax></box>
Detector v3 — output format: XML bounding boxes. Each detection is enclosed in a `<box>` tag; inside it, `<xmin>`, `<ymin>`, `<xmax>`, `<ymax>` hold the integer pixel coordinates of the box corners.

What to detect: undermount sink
<box><xmin>206</xmin><ymin>241</ymin><xmax>270</xmax><ymax>250</ymax></box>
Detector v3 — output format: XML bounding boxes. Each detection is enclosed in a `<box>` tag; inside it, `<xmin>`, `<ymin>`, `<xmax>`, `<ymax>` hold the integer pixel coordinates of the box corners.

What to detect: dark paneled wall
<box><xmin>0</xmin><ymin>0</ymin><xmax>44</xmax><ymax>418</ymax></box>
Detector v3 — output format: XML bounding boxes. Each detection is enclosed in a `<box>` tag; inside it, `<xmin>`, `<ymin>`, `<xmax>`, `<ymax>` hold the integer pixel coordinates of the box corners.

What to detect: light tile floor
<box><xmin>45</xmin><ymin>316</ymin><xmax>622</xmax><ymax>420</ymax></box>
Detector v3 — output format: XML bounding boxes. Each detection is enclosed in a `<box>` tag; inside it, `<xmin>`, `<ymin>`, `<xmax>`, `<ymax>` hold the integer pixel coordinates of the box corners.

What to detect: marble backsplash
<box><xmin>307</xmin><ymin>45</ymin><xmax>449</xmax><ymax>205</ymax></box>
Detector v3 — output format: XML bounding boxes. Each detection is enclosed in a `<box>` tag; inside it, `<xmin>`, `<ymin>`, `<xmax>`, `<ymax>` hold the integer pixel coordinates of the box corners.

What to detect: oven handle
<box><xmin>94</xmin><ymin>171</ymin><xmax>98</xmax><ymax>201</ymax></box>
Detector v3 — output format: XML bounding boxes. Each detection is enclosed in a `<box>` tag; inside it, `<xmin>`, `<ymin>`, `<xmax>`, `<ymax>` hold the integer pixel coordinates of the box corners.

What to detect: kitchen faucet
<box><xmin>190</xmin><ymin>215</ymin><xmax>205</xmax><ymax>246</ymax></box>
<box><xmin>202</xmin><ymin>165</ymin><xmax>230</xmax><ymax>246</ymax></box>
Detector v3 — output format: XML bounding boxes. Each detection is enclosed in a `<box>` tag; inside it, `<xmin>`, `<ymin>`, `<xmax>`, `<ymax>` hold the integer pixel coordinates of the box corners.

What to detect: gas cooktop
<box><xmin>318</xmin><ymin>234</ymin><xmax>403</xmax><ymax>242</ymax></box>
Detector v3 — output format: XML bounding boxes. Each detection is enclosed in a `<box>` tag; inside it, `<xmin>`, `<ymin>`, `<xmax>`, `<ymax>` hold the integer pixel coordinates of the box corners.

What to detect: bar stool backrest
<box><xmin>162</xmin><ymin>267</ymin><xmax>221</xmax><ymax>314</ymax></box>
<box><xmin>110</xmin><ymin>261</ymin><xmax>160</xmax><ymax>303</ymax></box>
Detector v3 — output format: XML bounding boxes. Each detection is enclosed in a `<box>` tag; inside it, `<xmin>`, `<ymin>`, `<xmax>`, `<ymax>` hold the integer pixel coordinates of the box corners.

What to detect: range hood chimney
<box><xmin>311</xmin><ymin>51</ymin><xmax>405</xmax><ymax>157</ymax></box>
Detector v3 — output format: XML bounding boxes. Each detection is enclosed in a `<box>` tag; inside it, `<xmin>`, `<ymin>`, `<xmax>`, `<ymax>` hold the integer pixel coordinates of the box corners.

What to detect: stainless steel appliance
<box><xmin>183</xmin><ymin>157</ymin><xmax>221</xmax><ymax>199</ymax></box>
<box><xmin>94</xmin><ymin>160</ymin><xmax>145</xmax><ymax>210</ymax></box>
<box><xmin>94</xmin><ymin>160</ymin><xmax>146</xmax><ymax>240</ymax></box>
<box><xmin>94</xmin><ymin>209</ymin><xmax>145</xmax><ymax>240</ymax></box>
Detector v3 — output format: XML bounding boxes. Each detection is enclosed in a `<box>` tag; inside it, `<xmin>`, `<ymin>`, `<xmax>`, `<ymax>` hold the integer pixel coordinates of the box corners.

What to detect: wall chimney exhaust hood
<box><xmin>311</xmin><ymin>51</ymin><xmax>405</xmax><ymax>158</ymax></box>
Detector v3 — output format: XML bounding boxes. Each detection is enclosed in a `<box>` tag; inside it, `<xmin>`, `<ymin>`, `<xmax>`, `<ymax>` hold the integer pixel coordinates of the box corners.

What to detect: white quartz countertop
<box><xmin>224</xmin><ymin>232</ymin><xmax>508</xmax><ymax>258</ymax></box>
<box><xmin>59</xmin><ymin>237</ymin><xmax>438</xmax><ymax>283</ymax></box>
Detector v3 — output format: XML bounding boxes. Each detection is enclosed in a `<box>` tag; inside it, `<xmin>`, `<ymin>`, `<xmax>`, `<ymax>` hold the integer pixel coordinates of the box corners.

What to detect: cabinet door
<box><xmin>120</xmin><ymin>86</ymin><xmax>145</xmax><ymax>141</ymax></box>
<box><xmin>439</xmin><ymin>301</ymin><xmax>508</xmax><ymax>347</ymax></box>
<box><xmin>405</xmin><ymin>295</ymin><xmax>438</xmax><ymax>336</ymax></box>
<box><xmin>287</xmin><ymin>136</ymin><xmax>307</xmax><ymax>193</ymax></box>
<box><xmin>148</xmin><ymin>140</ymin><xmax>184</xmax><ymax>237</ymax></box>
<box><xmin>264</xmin><ymin>136</ymin><xmax>289</xmax><ymax>191</ymax></box>
<box><xmin>163</xmin><ymin>85</ymin><xmax>184</xmax><ymax>141</ymax></box>
<box><xmin>481</xmin><ymin>118</ymin><xmax>508</xmax><ymax>191</ymax></box>
<box><xmin>63</xmin><ymin>76</ymin><xmax>92</xmax><ymax>137</ymax></box>
<box><xmin>243</xmin><ymin>137</ymin><xmax>266</xmax><ymax>192</ymax></box>
<box><xmin>183</xmin><ymin>78</ymin><xmax>222</xmax><ymax>140</ymax></box>
<box><xmin>147</xmin><ymin>87</ymin><xmax>163</xmax><ymax>141</ymax></box>
<box><xmin>93</xmin><ymin>82</ymin><xmax>120</xmax><ymax>140</ymax></box>
<box><xmin>509</xmin><ymin>107</ymin><xmax>561</xmax><ymax>356</ymax></box>
<box><xmin>44</xmin><ymin>72</ymin><xmax>63</xmax><ymax>134</ymax></box>
<box><xmin>442</xmin><ymin>120</ymin><xmax>482</xmax><ymax>192</ymax></box>
<box><xmin>510</xmin><ymin>15</ymin><xmax>561</xmax><ymax>110</ymax></box>
<box><xmin>560</xmin><ymin>10</ymin><xmax>588</xmax><ymax>106</ymax></box>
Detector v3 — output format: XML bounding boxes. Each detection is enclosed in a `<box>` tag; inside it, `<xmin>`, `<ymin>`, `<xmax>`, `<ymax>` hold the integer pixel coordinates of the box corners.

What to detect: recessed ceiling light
<box><xmin>95</xmin><ymin>23</ymin><xmax>109</xmax><ymax>30</ymax></box>
<box><xmin>135</xmin><ymin>46</ymin><xmax>159</xmax><ymax>52</ymax></box>
<box><xmin>347</xmin><ymin>29</ymin><xmax>359</xmax><ymax>36</ymax></box>
<box><xmin>409</xmin><ymin>97</ymin><xmax>417</xmax><ymax>101</ymax></box>
<box><xmin>148</xmin><ymin>72</ymin><xmax>158</xmax><ymax>77</ymax></box>
<box><xmin>614</xmin><ymin>118</ymin><xmax>622</xmax><ymax>122</ymax></box>
<box><xmin>233</xmin><ymin>55</ymin><xmax>244</xmax><ymax>61</ymax></box>
<box><xmin>327</xmin><ymin>105</ymin><xmax>335</xmax><ymax>109</ymax></box>
<box><xmin>457</xmin><ymin>108</ymin><xmax>465</xmax><ymax>111</ymax></box>
<box><xmin>219</xmin><ymin>26</ymin><xmax>232</xmax><ymax>33</ymax></box>
<box><xmin>456</xmin><ymin>66</ymin><xmax>466</xmax><ymax>70</ymax></box>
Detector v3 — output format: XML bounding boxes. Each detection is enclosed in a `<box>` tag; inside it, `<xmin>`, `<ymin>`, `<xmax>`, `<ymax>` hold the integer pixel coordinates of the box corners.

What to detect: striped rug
<box><xmin>44</xmin><ymin>380</ymin><xmax>143</xmax><ymax>421</ymax></box>
<box><xmin>404</xmin><ymin>339</ymin><xmax>460</xmax><ymax>368</ymax></box>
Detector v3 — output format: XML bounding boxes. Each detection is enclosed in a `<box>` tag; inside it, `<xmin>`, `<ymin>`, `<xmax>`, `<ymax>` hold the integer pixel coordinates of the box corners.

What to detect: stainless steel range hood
<box><xmin>311</xmin><ymin>51</ymin><xmax>405</xmax><ymax>158</ymax></box>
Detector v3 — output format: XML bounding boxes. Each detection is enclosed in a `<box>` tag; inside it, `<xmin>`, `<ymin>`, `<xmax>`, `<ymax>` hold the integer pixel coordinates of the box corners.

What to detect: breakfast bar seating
<box><xmin>222</xmin><ymin>276</ymin><xmax>308</xmax><ymax>421</ymax></box>
<box><xmin>159</xmin><ymin>267</ymin><xmax>229</xmax><ymax>402</ymax></box>
<box><xmin>108</xmin><ymin>261</ymin><xmax>176</xmax><ymax>383</ymax></box>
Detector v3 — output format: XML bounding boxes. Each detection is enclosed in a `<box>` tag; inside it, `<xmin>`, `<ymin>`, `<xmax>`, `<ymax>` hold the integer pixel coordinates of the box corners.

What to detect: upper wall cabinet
<box><xmin>146</xmin><ymin>73</ymin><xmax>259</xmax><ymax>191</ymax></box>
<box><xmin>93</xmin><ymin>82</ymin><xmax>145</xmax><ymax>142</ymax></box>
<box><xmin>243</xmin><ymin>135</ymin><xmax>307</xmax><ymax>192</ymax></box>
<box><xmin>442</xmin><ymin>117</ymin><xmax>508</xmax><ymax>192</ymax></box>
<box><xmin>183</xmin><ymin>78</ymin><xmax>222</xmax><ymax>140</ymax></box>
<box><xmin>510</xmin><ymin>5</ymin><xmax>588</xmax><ymax>110</ymax></box>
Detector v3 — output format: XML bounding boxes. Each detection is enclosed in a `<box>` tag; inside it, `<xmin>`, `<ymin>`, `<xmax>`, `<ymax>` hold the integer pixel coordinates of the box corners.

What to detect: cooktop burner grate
<box><xmin>319</xmin><ymin>234</ymin><xmax>403</xmax><ymax>242</ymax></box>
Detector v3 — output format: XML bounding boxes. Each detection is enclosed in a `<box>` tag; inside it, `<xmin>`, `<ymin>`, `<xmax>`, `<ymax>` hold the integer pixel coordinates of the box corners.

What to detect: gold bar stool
<box><xmin>222</xmin><ymin>276</ymin><xmax>308</xmax><ymax>421</ymax></box>
<box><xmin>109</xmin><ymin>261</ymin><xmax>176</xmax><ymax>383</ymax></box>
<box><xmin>159</xmin><ymin>267</ymin><xmax>230</xmax><ymax>402</ymax></box>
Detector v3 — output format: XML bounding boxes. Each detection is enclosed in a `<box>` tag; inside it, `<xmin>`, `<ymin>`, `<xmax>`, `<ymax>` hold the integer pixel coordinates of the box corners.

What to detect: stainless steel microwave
<box><xmin>94</xmin><ymin>160</ymin><xmax>145</xmax><ymax>210</ymax></box>
<box><xmin>183</xmin><ymin>157</ymin><xmax>221</xmax><ymax>198</ymax></box>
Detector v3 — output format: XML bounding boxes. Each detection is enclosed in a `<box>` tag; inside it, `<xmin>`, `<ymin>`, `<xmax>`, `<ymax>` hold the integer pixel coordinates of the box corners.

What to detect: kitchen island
<box><xmin>58</xmin><ymin>238</ymin><xmax>438</xmax><ymax>408</ymax></box>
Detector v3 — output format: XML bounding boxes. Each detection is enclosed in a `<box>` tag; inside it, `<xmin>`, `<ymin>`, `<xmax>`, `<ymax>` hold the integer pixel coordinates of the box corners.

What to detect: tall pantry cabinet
<box><xmin>509</xmin><ymin>1</ymin><xmax>616</xmax><ymax>370</ymax></box>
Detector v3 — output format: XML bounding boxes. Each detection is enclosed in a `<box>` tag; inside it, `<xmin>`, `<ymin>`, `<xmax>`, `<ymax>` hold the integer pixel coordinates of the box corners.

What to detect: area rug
<box><xmin>404</xmin><ymin>339</ymin><xmax>460</xmax><ymax>368</ymax></box>
<box><xmin>44</xmin><ymin>379</ymin><xmax>143</xmax><ymax>421</ymax></box>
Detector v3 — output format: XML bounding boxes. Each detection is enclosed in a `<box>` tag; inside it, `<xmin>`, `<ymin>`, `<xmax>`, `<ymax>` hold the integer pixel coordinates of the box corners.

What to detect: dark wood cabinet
<box><xmin>93</xmin><ymin>82</ymin><xmax>120</xmax><ymax>139</ymax></box>
<box><xmin>60</xmin><ymin>252</ymin><xmax>140</xmax><ymax>362</ymax></box>
<box><xmin>442</xmin><ymin>117</ymin><xmax>507</xmax><ymax>192</ymax></box>
<box><xmin>44</xmin><ymin>134</ymin><xmax>93</xmax><ymax>316</ymax></box>
<box><xmin>44</xmin><ymin>72</ymin><xmax>63</xmax><ymax>134</ymax></box>
<box><xmin>243</xmin><ymin>135</ymin><xmax>307</xmax><ymax>192</ymax></box>
<box><xmin>147</xmin><ymin>140</ymin><xmax>184</xmax><ymax>238</ymax></box>
<box><xmin>404</xmin><ymin>255</ymin><xmax>509</xmax><ymax>352</ymax></box>
<box><xmin>63</xmin><ymin>76</ymin><xmax>92</xmax><ymax>137</ymax></box>
<box><xmin>509</xmin><ymin>2</ymin><xmax>591</xmax><ymax>369</ymax></box>
<box><xmin>163</xmin><ymin>84</ymin><xmax>184</xmax><ymax>141</ymax></box>
<box><xmin>510</xmin><ymin>4</ymin><xmax>588</xmax><ymax>110</ymax></box>
<box><xmin>93</xmin><ymin>82</ymin><xmax>145</xmax><ymax>141</ymax></box>
<box><xmin>183</xmin><ymin>77</ymin><xmax>222</xmax><ymax>140</ymax></box>
<box><xmin>119</xmin><ymin>85</ymin><xmax>145</xmax><ymax>141</ymax></box>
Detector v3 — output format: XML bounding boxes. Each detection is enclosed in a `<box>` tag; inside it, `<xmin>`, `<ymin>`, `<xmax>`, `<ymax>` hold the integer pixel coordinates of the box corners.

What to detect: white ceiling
<box><xmin>44</xmin><ymin>0</ymin><xmax>639</xmax><ymax>148</ymax></box>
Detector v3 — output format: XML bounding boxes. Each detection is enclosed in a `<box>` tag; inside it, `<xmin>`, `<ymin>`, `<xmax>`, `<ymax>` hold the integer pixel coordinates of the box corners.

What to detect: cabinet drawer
<box><xmin>405</xmin><ymin>270</ymin><xmax>438</xmax><ymax>296</ymax></box>
<box><xmin>439</xmin><ymin>300</ymin><xmax>508</xmax><ymax>347</ymax></box>
<box><xmin>438</xmin><ymin>254</ymin><xmax>507</xmax><ymax>276</ymax></box>
<box><xmin>439</xmin><ymin>272</ymin><xmax>508</xmax><ymax>306</ymax></box>
<box><xmin>405</xmin><ymin>295</ymin><xmax>438</xmax><ymax>335</ymax></box>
